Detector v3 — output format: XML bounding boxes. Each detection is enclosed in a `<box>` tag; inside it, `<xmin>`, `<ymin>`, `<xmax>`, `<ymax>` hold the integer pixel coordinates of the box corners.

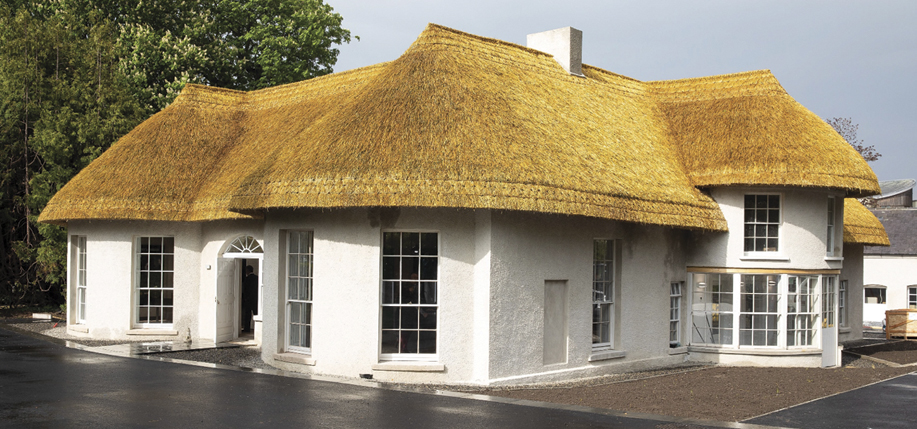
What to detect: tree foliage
<box><xmin>825</xmin><ymin>117</ymin><xmax>881</xmax><ymax>163</ymax></box>
<box><xmin>0</xmin><ymin>0</ymin><xmax>352</xmax><ymax>306</ymax></box>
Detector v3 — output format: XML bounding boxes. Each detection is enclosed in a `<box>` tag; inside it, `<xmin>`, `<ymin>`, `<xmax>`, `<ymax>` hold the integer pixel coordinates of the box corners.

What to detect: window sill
<box><xmin>740</xmin><ymin>254</ymin><xmax>789</xmax><ymax>262</ymax></box>
<box><xmin>127</xmin><ymin>329</ymin><xmax>178</xmax><ymax>336</ymax></box>
<box><xmin>274</xmin><ymin>352</ymin><xmax>315</xmax><ymax>366</ymax></box>
<box><xmin>824</xmin><ymin>256</ymin><xmax>844</xmax><ymax>262</ymax></box>
<box><xmin>371</xmin><ymin>362</ymin><xmax>445</xmax><ymax>372</ymax></box>
<box><xmin>588</xmin><ymin>349</ymin><xmax>626</xmax><ymax>362</ymax></box>
<box><xmin>689</xmin><ymin>346</ymin><xmax>821</xmax><ymax>356</ymax></box>
<box><xmin>68</xmin><ymin>325</ymin><xmax>89</xmax><ymax>334</ymax></box>
<box><xmin>668</xmin><ymin>346</ymin><xmax>688</xmax><ymax>355</ymax></box>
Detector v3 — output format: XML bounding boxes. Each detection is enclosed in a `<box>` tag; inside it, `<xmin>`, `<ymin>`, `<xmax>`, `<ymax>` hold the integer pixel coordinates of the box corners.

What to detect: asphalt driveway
<box><xmin>0</xmin><ymin>327</ymin><xmax>739</xmax><ymax>429</ymax></box>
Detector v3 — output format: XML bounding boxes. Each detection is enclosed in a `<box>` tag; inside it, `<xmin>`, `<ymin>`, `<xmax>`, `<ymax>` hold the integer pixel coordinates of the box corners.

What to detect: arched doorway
<box><xmin>215</xmin><ymin>236</ymin><xmax>264</xmax><ymax>343</ymax></box>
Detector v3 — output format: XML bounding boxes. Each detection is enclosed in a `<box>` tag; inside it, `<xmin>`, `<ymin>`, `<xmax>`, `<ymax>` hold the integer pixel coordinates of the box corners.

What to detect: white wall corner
<box><xmin>526</xmin><ymin>27</ymin><xmax>583</xmax><ymax>76</ymax></box>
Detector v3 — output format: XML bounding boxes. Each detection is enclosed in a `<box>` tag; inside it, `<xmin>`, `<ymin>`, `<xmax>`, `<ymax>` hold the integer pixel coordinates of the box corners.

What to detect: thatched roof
<box><xmin>40</xmin><ymin>24</ymin><xmax>879</xmax><ymax>232</ymax></box>
<box><xmin>843</xmin><ymin>199</ymin><xmax>890</xmax><ymax>246</ymax></box>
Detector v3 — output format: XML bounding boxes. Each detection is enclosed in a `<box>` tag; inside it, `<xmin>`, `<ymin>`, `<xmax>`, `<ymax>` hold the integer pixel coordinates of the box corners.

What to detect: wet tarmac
<box><xmin>746</xmin><ymin>373</ymin><xmax>917</xmax><ymax>428</ymax></box>
<box><xmin>1</xmin><ymin>327</ymin><xmax>752</xmax><ymax>428</ymax></box>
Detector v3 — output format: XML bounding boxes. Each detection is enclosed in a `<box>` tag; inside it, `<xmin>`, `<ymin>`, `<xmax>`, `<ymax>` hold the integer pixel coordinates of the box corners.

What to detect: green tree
<box><xmin>0</xmin><ymin>0</ymin><xmax>353</xmax><ymax>306</ymax></box>
<box><xmin>0</xmin><ymin>6</ymin><xmax>146</xmax><ymax>305</ymax></box>
<box><xmin>825</xmin><ymin>117</ymin><xmax>881</xmax><ymax>162</ymax></box>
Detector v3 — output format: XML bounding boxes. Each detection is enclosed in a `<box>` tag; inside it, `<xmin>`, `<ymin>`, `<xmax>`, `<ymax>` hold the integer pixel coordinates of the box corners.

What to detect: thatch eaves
<box><xmin>649</xmin><ymin>72</ymin><xmax>879</xmax><ymax>197</ymax></box>
<box><xmin>39</xmin><ymin>24</ymin><xmax>880</xmax><ymax>232</ymax></box>
<box><xmin>843</xmin><ymin>198</ymin><xmax>890</xmax><ymax>246</ymax></box>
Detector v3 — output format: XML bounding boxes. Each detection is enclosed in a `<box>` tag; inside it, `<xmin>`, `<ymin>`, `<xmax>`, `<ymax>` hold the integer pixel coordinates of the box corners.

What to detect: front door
<box><xmin>216</xmin><ymin>258</ymin><xmax>236</xmax><ymax>343</ymax></box>
<box><xmin>822</xmin><ymin>277</ymin><xmax>838</xmax><ymax>367</ymax></box>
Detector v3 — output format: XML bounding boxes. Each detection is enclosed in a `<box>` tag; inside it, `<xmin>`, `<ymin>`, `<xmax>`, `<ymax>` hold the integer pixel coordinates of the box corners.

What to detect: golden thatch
<box><xmin>39</xmin><ymin>24</ymin><xmax>879</xmax><ymax>232</ymax></box>
<box><xmin>843</xmin><ymin>198</ymin><xmax>889</xmax><ymax>246</ymax></box>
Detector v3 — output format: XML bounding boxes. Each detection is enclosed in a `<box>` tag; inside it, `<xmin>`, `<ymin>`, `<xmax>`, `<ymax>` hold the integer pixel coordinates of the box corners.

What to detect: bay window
<box><xmin>691</xmin><ymin>272</ymin><xmax>837</xmax><ymax>349</ymax></box>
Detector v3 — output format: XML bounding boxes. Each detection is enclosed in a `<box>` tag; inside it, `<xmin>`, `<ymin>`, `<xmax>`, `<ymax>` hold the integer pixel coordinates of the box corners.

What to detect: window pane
<box><xmin>401</xmin><ymin>282</ymin><xmax>419</xmax><ymax>304</ymax></box>
<box><xmin>382</xmin><ymin>257</ymin><xmax>400</xmax><ymax>280</ymax></box>
<box><xmin>382</xmin><ymin>281</ymin><xmax>398</xmax><ymax>304</ymax></box>
<box><xmin>401</xmin><ymin>307</ymin><xmax>418</xmax><ymax>329</ymax></box>
<box><xmin>162</xmin><ymin>237</ymin><xmax>174</xmax><ymax>254</ymax></box>
<box><xmin>420</xmin><ymin>233</ymin><xmax>437</xmax><ymax>255</ymax></box>
<box><xmin>381</xmin><ymin>331</ymin><xmax>399</xmax><ymax>353</ymax></box>
<box><xmin>420</xmin><ymin>257</ymin><xmax>437</xmax><ymax>280</ymax></box>
<box><xmin>162</xmin><ymin>307</ymin><xmax>173</xmax><ymax>324</ymax></box>
<box><xmin>418</xmin><ymin>331</ymin><xmax>436</xmax><ymax>353</ymax></box>
<box><xmin>419</xmin><ymin>307</ymin><xmax>436</xmax><ymax>329</ymax></box>
<box><xmin>401</xmin><ymin>257</ymin><xmax>419</xmax><ymax>280</ymax></box>
<box><xmin>382</xmin><ymin>307</ymin><xmax>398</xmax><ymax>329</ymax></box>
<box><xmin>382</xmin><ymin>232</ymin><xmax>400</xmax><ymax>255</ymax></box>
<box><xmin>402</xmin><ymin>233</ymin><xmax>419</xmax><ymax>255</ymax></box>
<box><xmin>420</xmin><ymin>282</ymin><xmax>437</xmax><ymax>304</ymax></box>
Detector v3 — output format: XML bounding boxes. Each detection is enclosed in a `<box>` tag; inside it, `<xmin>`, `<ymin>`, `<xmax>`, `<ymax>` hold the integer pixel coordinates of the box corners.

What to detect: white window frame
<box><xmin>690</xmin><ymin>272</ymin><xmax>833</xmax><ymax>350</ymax></box>
<box><xmin>743</xmin><ymin>194</ymin><xmax>782</xmax><ymax>254</ymax></box>
<box><xmin>739</xmin><ymin>274</ymin><xmax>781</xmax><ymax>347</ymax></box>
<box><xmin>380</xmin><ymin>231</ymin><xmax>439</xmax><ymax>362</ymax></box>
<box><xmin>669</xmin><ymin>282</ymin><xmax>682</xmax><ymax>347</ymax></box>
<box><xmin>285</xmin><ymin>231</ymin><xmax>314</xmax><ymax>354</ymax></box>
<box><xmin>787</xmin><ymin>275</ymin><xmax>818</xmax><ymax>347</ymax></box>
<box><xmin>826</xmin><ymin>196</ymin><xmax>836</xmax><ymax>256</ymax></box>
<box><xmin>839</xmin><ymin>280</ymin><xmax>848</xmax><ymax>327</ymax></box>
<box><xmin>74</xmin><ymin>236</ymin><xmax>88</xmax><ymax>324</ymax></box>
<box><xmin>691</xmin><ymin>273</ymin><xmax>734</xmax><ymax>347</ymax></box>
<box><xmin>134</xmin><ymin>236</ymin><xmax>175</xmax><ymax>327</ymax></box>
<box><xmin>592</xmin><ymin>239</ymin><xmax>616</xmax><ymax>350</ymax></box>
<box><xmin>908</xmin><ymin>286</ymin><xmax>917</xmax><ymax>310</ymax></box>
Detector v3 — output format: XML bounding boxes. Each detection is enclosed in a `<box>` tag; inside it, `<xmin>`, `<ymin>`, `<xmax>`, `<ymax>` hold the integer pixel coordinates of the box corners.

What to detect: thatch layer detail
<box><xmin>843</xmin><ymin>198</ymin><xmax>890</xmax><ymax>246</ymax></box>
<box><xmin>40</xmin><ymin>23</ymin><xmax>879</xmax><ymax>233</ymax></box>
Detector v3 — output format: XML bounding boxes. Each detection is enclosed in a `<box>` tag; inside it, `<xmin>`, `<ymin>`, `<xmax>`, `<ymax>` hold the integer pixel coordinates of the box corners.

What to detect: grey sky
<box><xmin>329</xmin><ymin>0</ymin><xmax>916</xmax><ymax>184</ymax></box>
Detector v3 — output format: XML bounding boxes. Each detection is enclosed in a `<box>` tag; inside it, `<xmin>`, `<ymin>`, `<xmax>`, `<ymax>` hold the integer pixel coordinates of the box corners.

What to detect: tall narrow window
<box><xmin>670</xmin><ymin>282</ymin><xmax>682</xmax><ymax>347</ymax></box>
<box><xmin>136</xmin><ymin>237</ymin><xmax>174</xmax><ymax>325</ymax></box>
<box><xmin>287</xmin><ymin>231</ymin><xmax>313</xmax><ymax>352</ymax></box>
<box><xmin>739</xmin><ymin>274</ymin><xmax>779</xmax><ymax>346</ymax></box>
<box><xmin>381</xmin><ymin>232</ymin><xmax>438</xmax><ymax>357</ymax></box>
<box><xmin>75</xmin><ymin>236</ymin><xmax>88</xmax><ymax>324</ymax></box>
<box><xmin>909</xmin><ymin>286</ymin><xmax>917</xmax><ymax>310</ymax></box>
<box><xmin>692</xmin><ymin>273</ymin><xmax>734</xmax><ymax>346</ymax></box>
<box><xmin>839</xmin><ymin>280</ymin><xmax>848</xmax><ymax>326</ymax></box>
<box><xmin>592</xmin><ymin>240</ymin><xmax>615</xmax><ymax>348</ymax></box>
<box><xmin>744</xmin><ymin>194</ymin><xmax>780</xmax><ymax>252</ymax></box>
<box><xmin>787</xmin><ymin>276</ymin><xmax>817</xmax><ymax>347</ymax></box>
<box><xmin>826</xmin><ymin>197</ymin><xmax>836</xmax><ymax>255</ymax></box>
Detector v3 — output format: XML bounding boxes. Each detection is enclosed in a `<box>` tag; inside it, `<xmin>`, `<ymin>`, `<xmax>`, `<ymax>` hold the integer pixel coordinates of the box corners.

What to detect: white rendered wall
<box><xmin>839</xmin><ymin>244</ymin><xmax>865</xmax><ymax>342</ymax></box>
<box><xmin>486</xmin><ymin>211</ymin><xmax>688</xmax><ymax>385</ymax></box>
<box><xmin>198</xmin><ymin>220</ymin><xmax>265</xmax><ymax>341</ymax></box>
<box><xmin>864</xmin><ymin>255</ymin><xmax>917</xmax><ymax>312</ymax></box>
<box><xmin>688</xmin><ymin>187</ymin><xmax>845</xmax><ymax>271</ymax></box>
<box><xmin>66</xmin><ymin>221</ymin><xmax>203</xmax><ymax>340</ymax></box>
<box><xmin>261</xmin><ymin>208</ymin><xmax>481</xmax><ymax>384</ymax></box>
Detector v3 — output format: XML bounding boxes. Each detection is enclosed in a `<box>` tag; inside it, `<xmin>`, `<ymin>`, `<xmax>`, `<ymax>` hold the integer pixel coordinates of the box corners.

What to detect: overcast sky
<box><xmin>328</xmin><ymin>0</ymin><xmax>916</xmax><ymax>185</ymax></box>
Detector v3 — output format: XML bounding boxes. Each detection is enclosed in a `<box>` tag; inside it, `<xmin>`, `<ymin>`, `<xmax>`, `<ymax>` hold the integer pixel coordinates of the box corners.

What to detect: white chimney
<box><xmin>526</xmin><ymin>27</ymin><xmax>583</xmax><ymax>76</ymax></box>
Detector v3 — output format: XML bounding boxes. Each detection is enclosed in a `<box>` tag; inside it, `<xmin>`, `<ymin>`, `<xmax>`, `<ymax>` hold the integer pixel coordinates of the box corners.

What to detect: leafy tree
<box><xmin>825</xmin><ymin>117</ymin><xmax>881</xmax><ymax>162</ymax></box>
<box><xmin>0</xmin><ymin>6</ymin><xmax>146</xmax><ymax>305</ymax></box>
<box><xmin>0</xmin><ymin>0</ymin><xmax>353</xmax><ymax>306</ymax></box>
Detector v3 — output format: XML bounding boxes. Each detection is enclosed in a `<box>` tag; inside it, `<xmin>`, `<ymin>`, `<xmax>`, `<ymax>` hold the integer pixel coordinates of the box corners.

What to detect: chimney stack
<box><xmin>526</xmin><ymin>27</ymin><xmax>583</xmax><ymax>76</ymax></box>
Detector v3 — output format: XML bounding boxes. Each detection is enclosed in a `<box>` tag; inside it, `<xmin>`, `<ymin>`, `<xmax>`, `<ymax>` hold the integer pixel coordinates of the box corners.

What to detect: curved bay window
<box><xmin>691</xmin><ymin>271</ymin><xmax>836</xmax><ymax>350</ymax></box>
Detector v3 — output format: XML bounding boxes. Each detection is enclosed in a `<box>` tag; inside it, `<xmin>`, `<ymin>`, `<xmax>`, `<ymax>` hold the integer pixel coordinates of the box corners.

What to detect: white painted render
<box><xmin>64</xmin><ymin>186</ymin><xmax>861</xmax><ymax>384</ymax></box>
<box><xmin>66</xmin><ymin>221</ymin><xmax>203</xmax><ymax>340</ymax></box>
<box><xmin>688</xmin><ymin>187</ymin><xmax>845</xmax><ymax>271</ymax></box>
<box><xmin>839</xmin><ymin>244</ymin><xmax>865</xmax><ymax>341</ymax></box>
<box><xmin>863</xmin><ymin>255</ymin><xmax>917</xmax><ymax>322</ymax></box>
